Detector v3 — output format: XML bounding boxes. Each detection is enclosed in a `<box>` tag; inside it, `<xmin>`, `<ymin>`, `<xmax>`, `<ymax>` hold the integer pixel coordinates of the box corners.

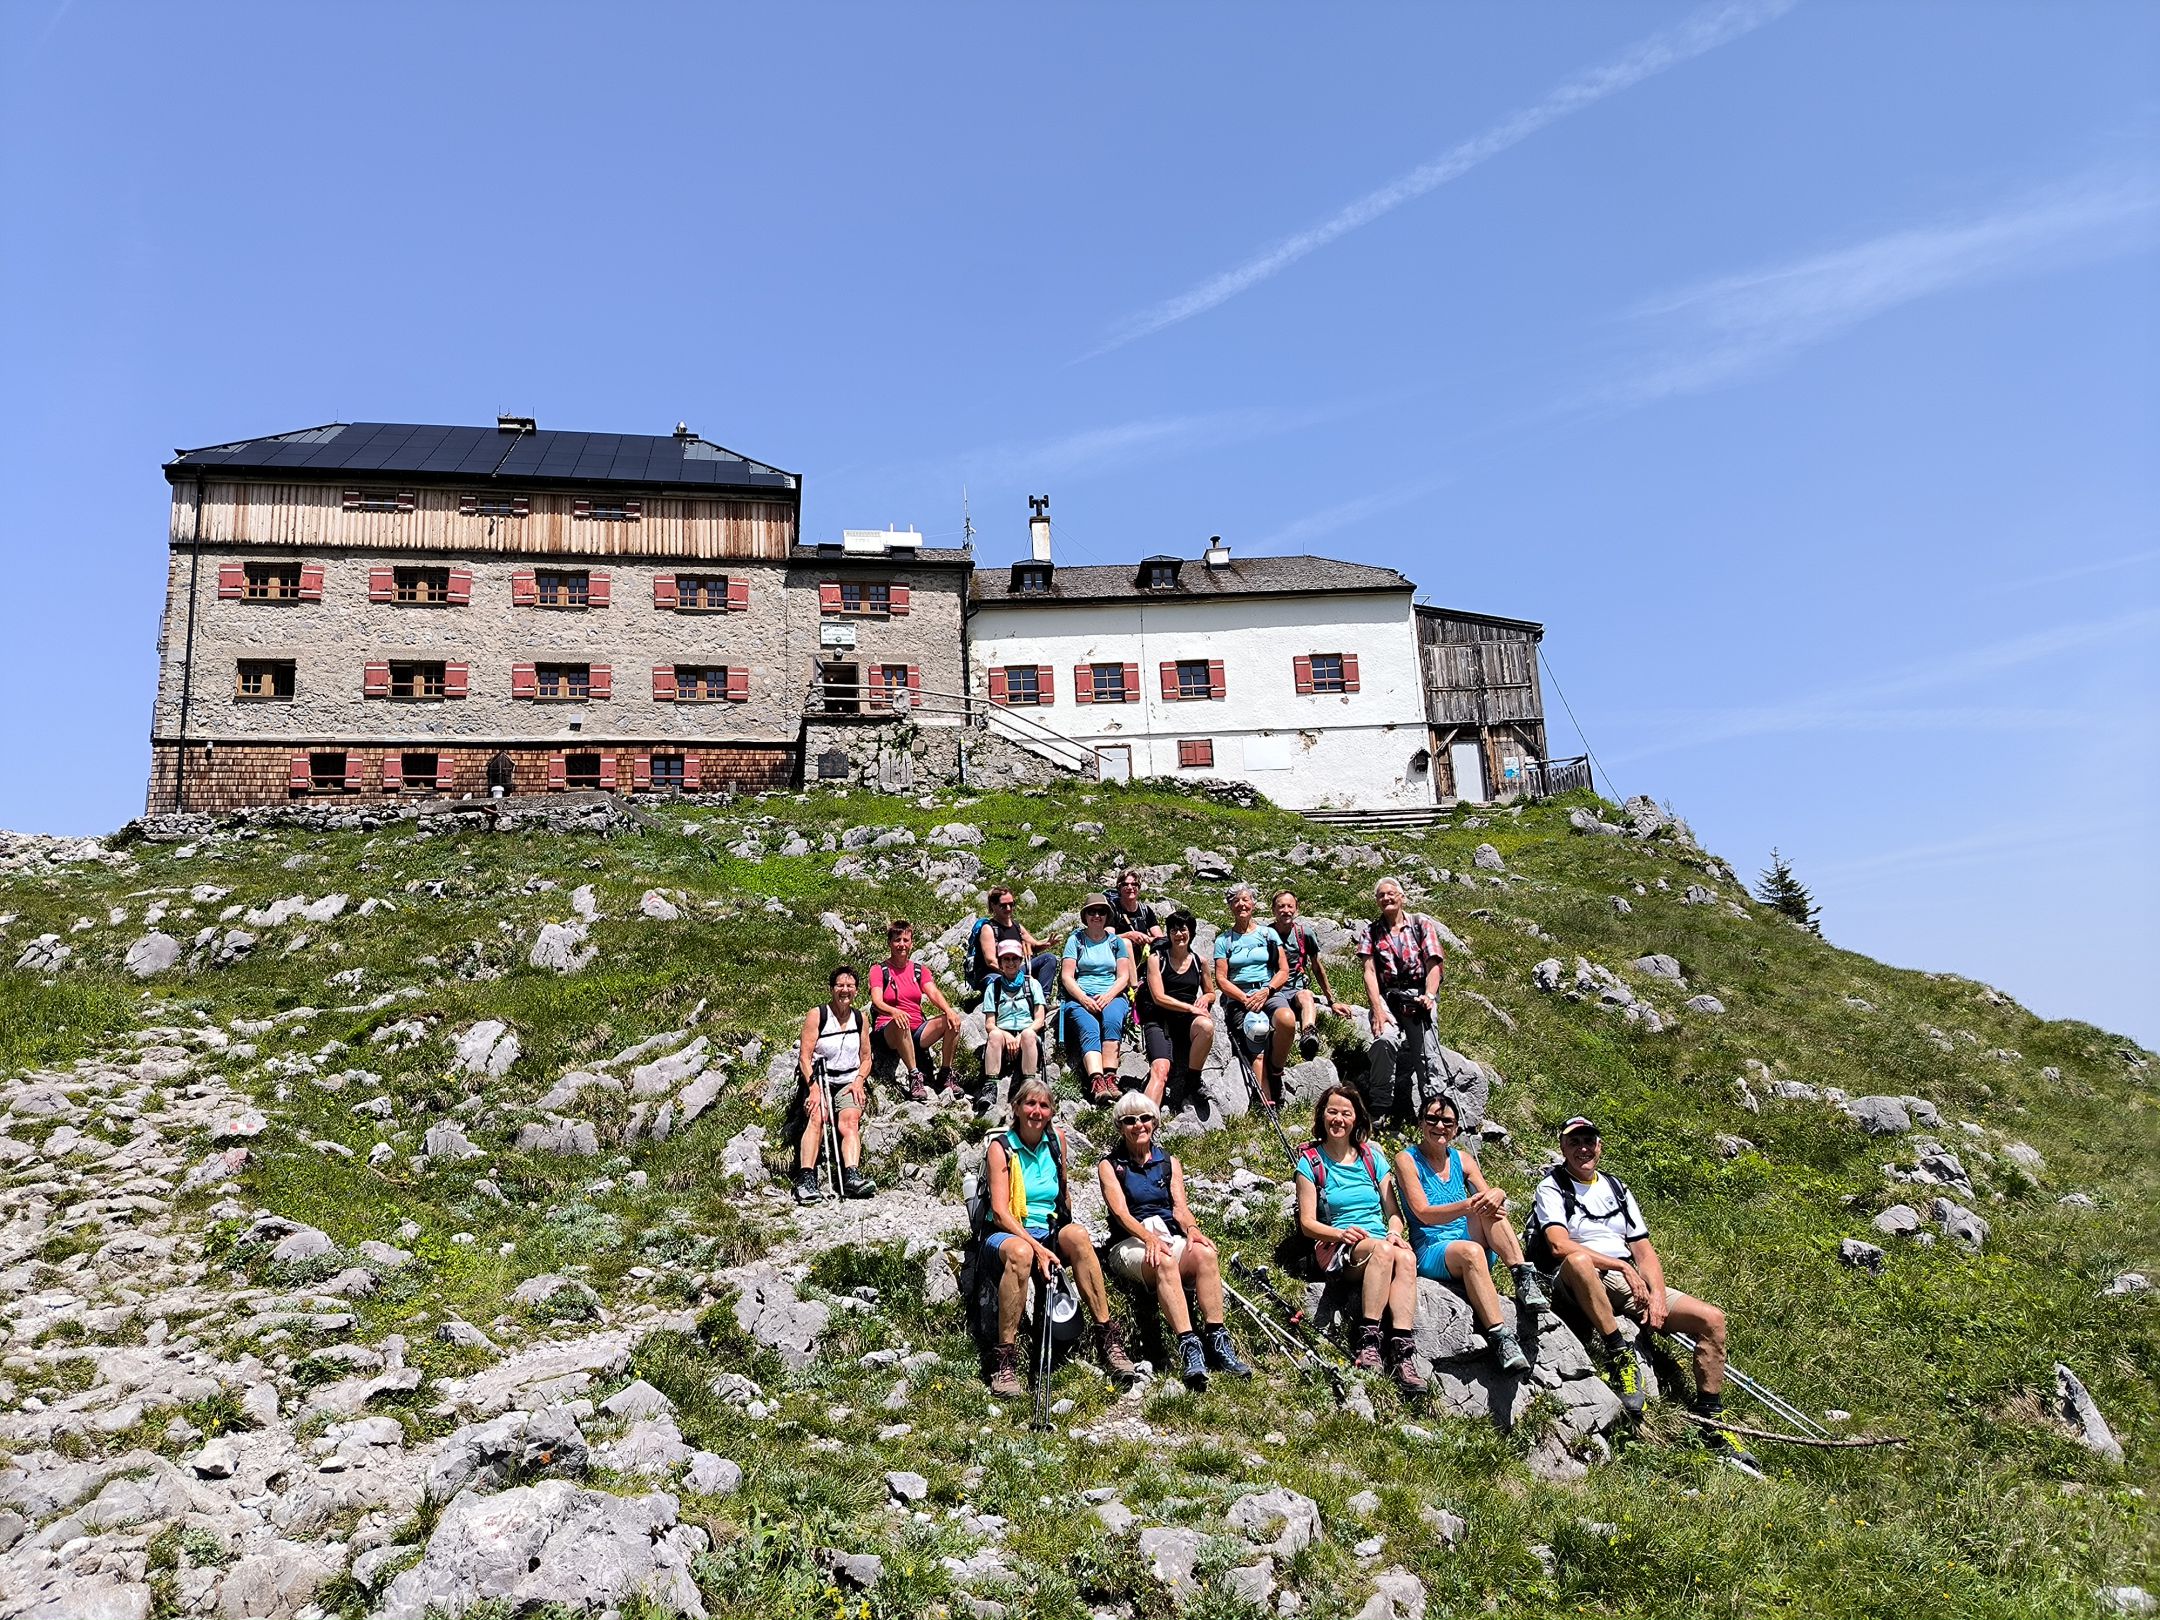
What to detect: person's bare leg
<box><xmin>984</xmin><ymin>1029</ymin><xmax>1008</xmax><ymax>1083</ymax></box>
<box><xmin>1270</xmin><ymin>1005</ymin><xmax>1296</xmax><ymax>1071</ymax></box>
<box><xmin>997</xmin><ymin>1241</ymin><xmax>1031</xmax><ymax>1344</ymax></box>
<box><xmin>1102</xmin><ymin>1040</ymin><xmax>1122</xmax><ymax>1076</ymax></box>
<box><xmin>1186</xmin><ymin>1016</ymin><xmax>1215</xmax><ymax>1072</ymax></box>
<box><xmin>885</xmin><ymin>1021</ymin><xmax>919</xmax><ymax>1076</ymax></box>
<box><xmin>1472</xmin><ymin>1206</ymin><xmax>1525</xmax><ymax>1267</ymax></box>
<box><xmin>1151</xmin><ymin>1257</ymin><xmax>1194</xmax><ymax>1334</ymax></box>
<box><xmin>1356</xmin><ymin>1243</ymin><xmax>1392</xmax><ymax>1320</ymax></box>
<box><xmin>798</xmin><ymin>1087</ymin><xmax>824</xmax><ymax>1170</ymax></box>
<box><xmin>1058</xmin><ymin>1224</ymin><xmax>1113</xmax><ymax>1322</ymax></box>
<box><xmin>1146</xmin><ymin>1062</ymin><xmax>1169</xmax><ymax>1108</ymax></box>
<box><xmin>1019</xmin><ymin>1033</ymin><xmax>1039</xmax><ymax>1077</ymax></box>
<box><xmin>1184</xmin><ymin>1244</ymin><xmax>1226</xmax><ymax>1323</ymax></box>
<box><xmin>1557</xmin><ymin>1251</ymin><xmax>1617</xmax><ymax>1335</ymax></box>
<box><xmin>1665</xmin><ymin>1291</ymin><xmax>1727</xmax><ymax>1395</ymax></box>
<box><xmin>1445</xmin><ymin>1240</ymin><xmax>1502</xmax><ymax>1328</ymax></box>
<box><xmin>837</xmin><ymin>1108</ymin><xmax>863</xmax><ymax>1170</ymax></box>
<box><xmin>1388</xmin><ymin>1248</ymin><xmax>1420</xmax><ymax>1326</ymax></box>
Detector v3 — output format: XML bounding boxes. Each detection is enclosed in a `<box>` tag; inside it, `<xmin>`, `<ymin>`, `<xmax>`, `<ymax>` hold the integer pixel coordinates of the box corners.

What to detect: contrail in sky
<box><xmin>1083</xmin><ymin>0</ymin><xmax>1800</xmax><ymax>359</ymax></box>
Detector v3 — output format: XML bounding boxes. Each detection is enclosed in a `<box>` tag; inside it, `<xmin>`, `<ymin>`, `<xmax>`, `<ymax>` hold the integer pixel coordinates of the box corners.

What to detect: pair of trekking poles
<box><xmin>810</xmin><ymin>1060</ymin><xmax>848</xmax><ymax>1201</ymax></box>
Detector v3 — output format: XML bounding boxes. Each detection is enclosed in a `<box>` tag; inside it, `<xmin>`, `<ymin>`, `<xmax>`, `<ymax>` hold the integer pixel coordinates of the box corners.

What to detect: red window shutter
<box><xmin>726</xmin><ymin>667</ymin><xmax>750</xmax><ymax>703</ymax></box>
<box><xmin>907</xmin><ymin>665</ymin><xmax>922</xmax><ymax>695</ymax></box>
<box><xmin>1208</xmin><ymin>659</ymin><xmax>1226</xmax><ymax>700</ymax></box>
<box><xmin>342</xmin><ymin>490</ymin><xmax>361</xmax><ymax>511</ymax></box>
<box><xmin>1293</xmin><ymin>655</ymin><xmax>1315</xmax><ymax>695</ymax></box>
<box><xmin>444</xmin><ymin>662</ymin><xmax>469</xmax><ymax>698</ymax></box>
<box><xmin>343</xmin><ymin>754</ymin><xmax>365</xmax><ymax>790</ymax></box>
<box><xmin>512</xmin><ymin>663</ymin><xmax>537</xmax><ymax>699</ymax></box>
<box><xmin>217</xmin><ymin>564</ymin><xmax>245</xmax><ymax>600</ymax></box>
<box><xmin>1038</xmin><ymin>665</ymin><xmax>1054</xmax><ymax>705</ymax></box>
<box><xmin>381</xmin><ymin>753</ymin><xmax>403</xmax><ymax>789</ymax></box>
<box><xmin>573</xmin><ymin>499</ymin><xmax>592</xmax><ymax>520</ymax></box>
<box><xmin>818</xmin><ymin>582</ymin><xmax>842</xmax><ymax>615</ymax></box>
<box><xmin>363</xmin><ymin>661</ymin><xmax>390</xmax><ymax>698</ymax></box>
<box><xmin>1074</xmin><ymin>664</ymin><xmax>1094</xmax><ymax>704</ymax></box>
<box><xmin>588</xmin><ymin>664</ymin><xmax>611</xmax><ymax>700</ymax></box>
<box><xmin>395</xmin><ymin>491</ymin><xmax>416</xmax><ymax>513</ymax></box>
<box><xmin>633</xmin><ymin>754</ymin><xmax>652</xmax><ymax>789</ymax></box>
<box><xmin>727</xmin><ymin>577</ymin><xmax>750</xmax><ymax>612</ymax></box>
<box><xmin>652</xmin><ymin>665</ymin><xmax>677</xmax><ymax>701</ymax></box>
<box><xmin>447</xmin><ymin>568</ymin><xmax>473</xmax><ymax>605</ymax></box>
<box><xmin>988</xmin><ymin>668</ymin><xmax>1009</xmax><ymax>705</ymax></box>
<box><xmin>889</xmin><ymin>584</ymin><xmax>911</xmax><ymax>616</ymax></box>
<box><xmin>1160</xmin><ymin>662</ymin><xmax>1179</xmax><ymax>701</ymax></box>
<box><xmin>1121</xmin><ymin>663</ymin><xmax>1139</xmax><ymax>703</ymax></box>
<box><xmin>512</xmin><ymin>570</ymin><xmax>537</xmax><ymax>605</ymax></box>
<box><xmin>1342</xmin><ymin>653</ymin><xmax>1361</xmax><ymax>693</ymax></box>
<box><xmin>623</xmin><ymin>499</ymin><xmax>642</xmax><ymax>520</ymax></box>
<box><xmin>289</xmin><ymin>752</ymin><xmax>312</xmax><ymax>789</ymax></box>
<box><xmin>298</xmin><ymin>564</ymin><xmax>325</xmax><ymax>601</ymax></box>
<box><xmin>598</xmin><ymin>755</ymin><xmax>618</xmax><ymax>790</ymax></box>
<box><xmin>458</xmin><ymin>493</ymin><xmax>478</xmax><ymax>516</ymax></box>
<box><xmin>682</xmin><ymin>754</ymin><xmax>702</xmax><ymax>790</ymax></box>
<box><xmin>587</xmin><ymin>571</ymin><xmax>611</xmax><ymax>608</ymax></box>
<box><xmin>548</xmin><ymin>753</ymin><xmax>567</xmax><ymax>790</ymax></box>
<box><xmin>368</xmin><ymin>568</ymin><xmax>395</xmax><ymax>603</ymax></box>
<box><xmin>653</xmin><ymin>573</ymin><xmax>678</xmax><ymax>610</ymax></box>
<box><xmin>867</xmin><ymin>665</ymin><xmax>885</xmax><ymax>695</ymax></box>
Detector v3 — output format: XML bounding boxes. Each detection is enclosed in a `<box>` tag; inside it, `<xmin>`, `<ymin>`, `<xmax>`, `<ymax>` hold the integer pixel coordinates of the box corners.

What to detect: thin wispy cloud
<box><xmin>1595</xmin><ymin>172</ymin><xmax>2160</xmax><ymax>406</ymax></box>
<box><xmin>1083</xmin><ymin>0</ymin><xmax>1799</xmax><ymax>359</ymax></box>
<box><xmin>1810</xmin><ymin>813</ymin><xmax>2147</xmax><ymax>887</ymax></box>
<box><xmin>1979</xmin><ymin>546</ymin><xmax>2160</xmax><ymax>595</ymax></box>
<box><xmin>1246</xmin><ymin>473</ymin><xmax>1454</xmax><ymax>554</ymax></box>
<box><xmin>949</xmin><ymin>393</ymin><xmax>1389</xmax><ymax>488</ymax></box>
<box><xmin>1607</xmin><ymin>605</ymin><xmax>2160</xmax><ymax>763</ymax></box>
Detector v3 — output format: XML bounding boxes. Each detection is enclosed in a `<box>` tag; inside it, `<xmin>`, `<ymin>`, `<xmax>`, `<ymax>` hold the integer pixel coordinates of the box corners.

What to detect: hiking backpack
<box><xmin>1519</xmin><ymin>1164</ymin><xmax>1634</xmax><ymax>1270</ymax></box>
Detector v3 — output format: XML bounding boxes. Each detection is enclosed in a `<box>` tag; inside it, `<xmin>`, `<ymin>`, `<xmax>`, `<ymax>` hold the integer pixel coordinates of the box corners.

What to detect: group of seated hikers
<box><xmin>787</xmin><ymin>873</ymin><xmax>1754</xmax><ymax>1465</ymax></box>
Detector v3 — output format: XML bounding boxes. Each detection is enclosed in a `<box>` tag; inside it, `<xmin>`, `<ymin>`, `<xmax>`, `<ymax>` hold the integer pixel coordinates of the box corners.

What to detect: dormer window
<box><xmin>1011</xmin><ymin>563</ymin><xmax>1053</xmax><ymax>595</ymax></box>
<box><xmin>1138</xmin><ymin>558</ymin><xmax>1182</xmax><ymax>591</ymax></box>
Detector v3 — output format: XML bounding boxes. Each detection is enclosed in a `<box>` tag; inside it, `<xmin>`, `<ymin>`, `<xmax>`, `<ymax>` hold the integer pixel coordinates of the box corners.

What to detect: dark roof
<box><xmin>166</xmin><ymin>421</ymin><xmax>799</xmax><ymax>496</ymax></box>
<box><xmin>971</xmin><ymin>553</ymin><xmax>1413</xmax><ymax>605</ymax></box>
<box><xmin>1414</xmin><ymin>602</ymin><xmax>1545</xmax><ymax>635</ymax></box>
<box><xmin>788</xmin><ymin>545</ymin><xmax>974</xmax><ymax>571</ymax></box>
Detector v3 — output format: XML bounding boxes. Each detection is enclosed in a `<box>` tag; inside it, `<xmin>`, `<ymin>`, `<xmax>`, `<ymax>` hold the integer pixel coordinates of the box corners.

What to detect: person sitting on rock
<box><xmin>966</xmin><ymin>887</ymin><xmax>1059</xmax><ymax>998</ymax></box>
<box><xmin>1357</xmin><ymin>877</ymin><xmax>1447</xmax><ymax>1128</ymax></box>
<box><xmin>1294</xmin><ymin>1083</ymin><xmax>1426</xmax><ymax>1392</ymax></box>
<box><xmin>984</xmin><ymin>1078</ymin><xmax>1140</xmax><ymax>1395</ymax></box>
<box><xmin>979</xmin><ymin>937</ymin><xmax>1046</xmax><ymax>1106</ymax></box>
<box><xmin>1140</xmin><ymin>908</ymin><xmax>1217</xmax><ymax>1111</ymax></box>
<box><xmin>1061</xmin><ymin>893</ymin><xmax>1137</xmax><ymax>1104</ymax></box>
<box><xmin>792</xmin><ymin>966</ymin><xmax>877</xmax><ymax>1204</ymax></box>
<box><xmin>1214</xmin><ymin>883</ymin><xmax>1295</xmax><ymax>1108</ymax></box>
<box><xmin>869</xmin><ymin>918</ymin><xmax>961</xmax><ymax>1102</ymax></box>
<box><xmin>1272</xmin><ymin>889</ymin><xmax>1353</xmax><ymax>1062</ymax></box>
<box><xmin>1393</xmin><ymin>1093</ymin><xmax>1547</xmax><ymax>1373</ymax></box>
<box><xmin>1097</xmin><ymin>1090</ymin><xmax>1250</xmax><ymax>1390</ymax></box>
<box><xmin>1532</xmin><ymin>1116</ymin><xmax>1757</xmax><ymax>1469</ymax></box>
<box><xmin>1106</xmin><ymin>868</ymin><xmax>1166</xmax><ymax>962</ymax></box>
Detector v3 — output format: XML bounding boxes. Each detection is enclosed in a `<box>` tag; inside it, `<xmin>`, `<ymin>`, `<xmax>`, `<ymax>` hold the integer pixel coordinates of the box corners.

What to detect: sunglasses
<box><xmin>1119</xmin><ymin>1115</ymin><xmax>1156</xmax><ymax>1127</ymax></box>
<box><xmin>1421</xmin><ymin>1114</ymin><xmax>1459</xmax><ymax>1129</ymax></box>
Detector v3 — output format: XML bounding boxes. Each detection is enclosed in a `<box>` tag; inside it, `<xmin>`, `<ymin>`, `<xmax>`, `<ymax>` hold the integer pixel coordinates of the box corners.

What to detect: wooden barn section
<box><xmin>1414</xmin><ymin>605</ymin><xmax>1557</xmax><ymax>804</ymax></box>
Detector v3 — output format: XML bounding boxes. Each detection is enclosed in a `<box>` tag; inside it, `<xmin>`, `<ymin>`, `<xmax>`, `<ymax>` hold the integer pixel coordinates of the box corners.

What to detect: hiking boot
<box><xmin>935</xmin><ymin>1065</ymin><xmax>959</xmax><ymax>1096</ymax></box>
<box><xmin>792</xmin><ymin>1166</ymin><xmax>825</xmax><ymax>1205</ymax></box>
<box><xmin>1352</xmin><ymin>1323</ymin><xmax>1385</xmax><ymax>1372</ymax></box>
<box><xmin>841</xmin><ymin>1166</ymin><xmax>877</xmax><ymax>1201</ymax></box>
<box><xmin>1489</xmin><ymin>1324</ymin><xmax>1531</xmax><ymax>1375</ymax></box>
<box><xmin>906</xmin><ymin>1069</ymin><xmax>932</xmax><ymax>1103</ymax></box>
<box><xmin>972</xmin><ymin>1081</ymin><xmax>1000</xmax><ymax>1115</ymax></box>
<box><xmin>1511</xmin><ymin>1264</ymin><xmax>1552</xmax><ymax>1317</ymax></box>
<box><xmin>1698</xmin><ymin>1421</ymin><xmax>1762</xmax><ymax>1475</ymax></box>
<box><xmin>1386</xmin><ymin>1331</ymin><xmax>1427</xmax><ymax>1394</ymax></box>
<box><xmin>988</xmin><ymin>1342</ymin><xmax>1026</xmax><ymax>1399</ymax></box>
<box><xmin>1299</xmin><ymin>1029</ymin><xmax>1321</xmax><ymax>1062</ymax></box>
<box><xmin>1177</xmin><ymin>1333</ymin><xmax>1210</xmax><ymax>1391</ymax></box>
<box><xmin>1602</xmin><ymin>1349</ymin><xmax>1646</xmax><ymax>1419</ymax></box>
<box><xmin>1088</xmin><ymin>1072</ymin><xmax>1120</xmax><ymax>1104</ymax></box>
<box><xmin>1094</xmin><ymin>1318</ymin><xmax>1140</xmax><ymax>1379</ymax></box>
<box><xmin>1203</xmin><ymin>1325</ymin><xmax>1252</xmax><ymax>1380</ymax></box>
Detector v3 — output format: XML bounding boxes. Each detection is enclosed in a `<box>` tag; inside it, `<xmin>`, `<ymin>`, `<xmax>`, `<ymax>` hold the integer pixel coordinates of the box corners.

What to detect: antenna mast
<box><xmin>962</xmin><ymin>485</ymin><xmax>974</xmax><ymax>554</ymax></box>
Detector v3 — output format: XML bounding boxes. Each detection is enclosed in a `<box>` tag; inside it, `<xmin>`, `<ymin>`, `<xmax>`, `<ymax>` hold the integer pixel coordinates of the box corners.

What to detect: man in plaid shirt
<box><xmin>1357</xmin><ymin>876</ymin><xmax>1447</xmax><ymax>1126</ymax></box>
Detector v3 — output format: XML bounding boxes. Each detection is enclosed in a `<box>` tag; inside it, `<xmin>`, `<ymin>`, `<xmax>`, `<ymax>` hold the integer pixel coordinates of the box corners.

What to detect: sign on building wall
<box><xmin>819</xmin><ymin>622</ymin><xmax>857</xmax><ymax>648</ymax></box>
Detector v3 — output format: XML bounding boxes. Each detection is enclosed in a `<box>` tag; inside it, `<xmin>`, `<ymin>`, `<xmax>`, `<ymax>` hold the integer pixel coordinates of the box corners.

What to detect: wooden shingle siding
<box><xmin>175</xmin><ymin>481</ymin><xmax>797</xmax><ymax>559</ymax></box>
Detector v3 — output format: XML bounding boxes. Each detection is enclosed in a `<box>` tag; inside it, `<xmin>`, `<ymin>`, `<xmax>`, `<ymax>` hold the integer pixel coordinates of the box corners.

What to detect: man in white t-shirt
<box><xmin>1532</xmin><ymin>1116</ymin><xmax>1756</xmax><ymax>1471</ymax></box>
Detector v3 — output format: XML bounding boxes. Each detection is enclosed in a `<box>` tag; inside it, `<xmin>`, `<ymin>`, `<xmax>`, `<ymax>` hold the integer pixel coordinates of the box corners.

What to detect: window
<box><xmin>1178</xmin><ymin>739</ymin><xmax>1215</xmax><ymax>769</ymax></box>
<box><xmin>1174</xmin><ymin>660</ymin><xmax>1218</xmax><ymax>701</ymax></box>
<box><xmin>868</xmin><ymin>664</ymin><xmax>915</xmax><ymax>711</ymax></box>
<box><xmin>648</xmin><ymin>755</ymin><xmax>685</xmax><ymax>791</ymax></box>
<box><xmin>236</xmin><ymin>659</ymin><xmax>295</xmax><ymax>699</ymax></box>
<box><xmin>459</xmin><ymin>493</ymin><xmax>529</xmax><ymax>518</ymax></box>
<box><xmin>309</xmin><ymin>752</ymin><xmax>348</xmax><ymax>792</ymax></box>
<box><xmin>342</xmin><ymin>490</ymin><xmax>415</xmax><ymax>513</ymax></box>
<box><xmin>821</xmin><ymin>661</ymin><xmax>861</xmax><ymax>714</ymax></box>
<box><xmin>1141</xmin><ymin>561</ymin><xmax>1181</xmax><ymax>590</ymax></box>
<box><xmin>671</xmin><ymin>575</ymin><xmax>744</xmax><ymax>612</ymax></box>
<box><xmin>536</xmin><ymin>569</ymin><xmax>589</xmax><ymax>608</ymax></box>
<box><xmin>1293</xmin><ymin>653</ymin><xmax>1360</xmax><ymax>695</ymax></box>
<box><xmin>674</xmin><ymin>666</ymin><xmax>733</xmax><ymax>702</ymax></box>
<box><xmin>537</xmin><ymin>664</ymin><xmax>590</xmax><ymax>700</ymax></box>
<box><xmin>1012</xmin><ymin>564</ymin><xmax>1052</xmax><ymax>595</ymax></box>
<box><xmin>564</xmin><ymin>753</ymin><xmax>603</xmax><ymax>790</ymax></box>
<box><xmin>1090</xmin><ymin>662</ymin><xmax>1131</xmax><ymax>703</ymax></box>
<box><xmin>1001</xmin><ymin>666</ymin><xmax>1041</xmax><ymax>705</ymax></box>
<box><xmin>244</xmin><ymin>563</ymin><xmax>302</xmax><ymax>600</ymax></box>
<box><xmin>396</xmin><ymin>567</ymin><xmax>450</xmax><ymax>604</ymax></box>
<box><xmin>574</xmin><ymin>499</ymin><xmax>642</xmax><ymax>522</ymax></box>
<box><xmin>398</xmin><ymin>752</ymin><xmax>440</xmax><ymax>791</ymax></box>
<box><xmin>842</xmin><ymin>581</ymin><xmax>889</xmax><ymax>615</ymax></box>
<box><xmin>389</xmin><ymin>661</ymin><xmax>446</xmax><ymax>699</ymax></box>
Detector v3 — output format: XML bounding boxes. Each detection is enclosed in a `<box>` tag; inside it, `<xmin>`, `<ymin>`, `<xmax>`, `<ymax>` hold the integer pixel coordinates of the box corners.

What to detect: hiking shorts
<box><xmin>1106</xmin><ymin>1231</ymin><xmax>1188</xmax><ymax>1284</ymax></box>
<box><xmin>1228</xmin><ymin>990</ymin><xmax>1296</xmax><ymax>1057</ymax></box>
<box><xmin>986</xmin><ymin>1222</ymin><xmax>1058</xmax><ymax>1254</ymax></box>
<box><xmin>1142</xmin><ymin>1012</ymin><xmax>1197</xmax><ymax>1064</ymax></box>
<box><xmin>1063</xmin><ymin>996</ymin><xmax>1131</xmax><ymax>1056</ymax></box>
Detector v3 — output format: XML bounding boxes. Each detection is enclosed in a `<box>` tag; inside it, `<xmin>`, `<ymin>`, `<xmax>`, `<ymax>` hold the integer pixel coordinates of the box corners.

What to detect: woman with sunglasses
<box><xmin>1393</xmin><ymin>1095</ymin><xmax>1550</xmax><ymax>1375</ymax></box>
<box><xmin>1293</xmin><ymin>1084</ymin><xmax>1426</xmax><ymax>1392</ymax></box>
<box><xmin>1097</xmin><ymin>1090</ymin><xmax>1250</xmax><ymax>1390</ymax></box>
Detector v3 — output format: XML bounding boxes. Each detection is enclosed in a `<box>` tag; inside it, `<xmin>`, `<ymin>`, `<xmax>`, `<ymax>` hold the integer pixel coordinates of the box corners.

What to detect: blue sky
<box><xmin>2</xmin><ymin>1</ymin><xmax>2153</xmax><ymax>1044</ymax></box>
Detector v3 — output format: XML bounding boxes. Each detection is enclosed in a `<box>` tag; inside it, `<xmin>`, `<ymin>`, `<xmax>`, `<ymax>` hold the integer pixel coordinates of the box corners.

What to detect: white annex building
<box><xmin>968</xmin><ymin>504</ymin><xmax>1438</xmax><ymax>810</ymax></box>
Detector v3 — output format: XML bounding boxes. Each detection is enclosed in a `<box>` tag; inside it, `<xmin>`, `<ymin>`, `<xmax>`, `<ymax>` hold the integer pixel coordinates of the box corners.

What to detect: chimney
<box><xmin>1203</xmin><ymin>534</ymin><xmax>1231</xmax><ymax>569</ymax></box>
<box><xmin>1028</xmin><ymin>495</ymin><xmax>1052</xmax><ymax>562</ymax></box>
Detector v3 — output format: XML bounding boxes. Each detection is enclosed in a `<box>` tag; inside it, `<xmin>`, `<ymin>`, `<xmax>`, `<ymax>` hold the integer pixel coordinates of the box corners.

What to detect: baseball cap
<box><xmin>995</xmin><ymin>937</ymin><xmax>1025</xmax><ymax>960</ymax></box>
<box><xmin>1559</xmin><ymin>1116</ymin><xmax>1600</xmax><ymax>1140</ymax></box>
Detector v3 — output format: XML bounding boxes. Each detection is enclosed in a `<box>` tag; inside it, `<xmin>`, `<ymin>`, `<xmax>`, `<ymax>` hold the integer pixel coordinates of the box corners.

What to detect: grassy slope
<box><xmin>2</xmin><ymin>782</ymin><xmax>2154</xmax><ymax>1619</ymax></box>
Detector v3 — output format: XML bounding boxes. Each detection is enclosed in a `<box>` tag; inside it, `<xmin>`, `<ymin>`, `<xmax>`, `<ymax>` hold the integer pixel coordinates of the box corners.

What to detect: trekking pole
<box><xmin>1661</xmin><ymin>1330</ymin><xmax>1831</xmax><ymax>1440</ymax></box>
<box><xmin>1228</xmin><ymin>1253</ymin><xmax>1355</xmax><ymax>1379</ymax></box>
<box><xmin>1232</xmin><ymin>1042</ymin><xmax>1300</xmax><ymax>1171</ymax></box>
<box><xmin>1221</xmin><ymin>1277</ymin><xmax>1343</xmax><ymax>1397</ymax></box>
<box><xmin>1031</xmin><ymin>1274</ymin><xmax>1054</xmax><ymax>1431</ymax></box>
<box><xmin>815</xmin><ymin>1061</ymin><xmax>846</xmax><ymax>1201</ymax></box>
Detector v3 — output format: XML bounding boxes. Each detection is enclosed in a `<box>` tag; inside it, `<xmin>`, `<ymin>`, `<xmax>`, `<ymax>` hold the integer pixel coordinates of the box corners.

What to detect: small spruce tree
<box><xmin>1755</xmin><ymin>848</ymin><xmax>1821</xmax><ymax>935</ymax></box>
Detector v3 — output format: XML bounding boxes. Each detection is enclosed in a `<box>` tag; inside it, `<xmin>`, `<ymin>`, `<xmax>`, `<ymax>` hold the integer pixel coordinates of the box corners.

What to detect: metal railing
<box><xmin>802</xmin><ymin>675</ymin><xmax>1099</xmax><ymax>776</ymax></box>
